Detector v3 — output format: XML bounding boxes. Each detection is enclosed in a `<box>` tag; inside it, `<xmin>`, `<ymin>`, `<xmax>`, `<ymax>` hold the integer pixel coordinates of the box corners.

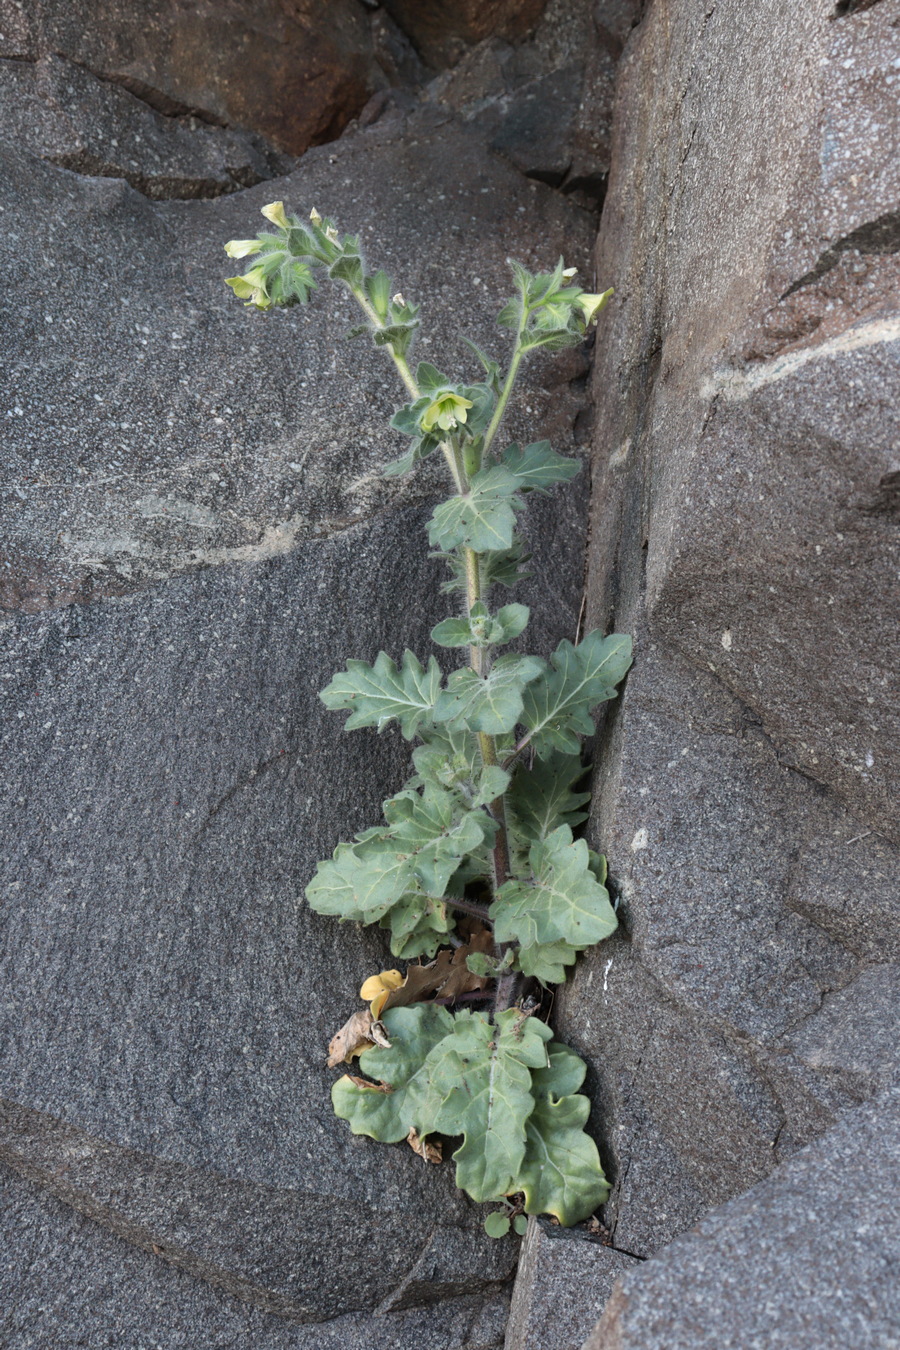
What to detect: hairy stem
<box><xmin>446</xmin><ymin>897</ymin><xmax>492</xmax><ymax>923</ymax></box>
<box><xmin>481</xmin><ymin>310</ymin><xmax>526</xmax><ymax>459</ymax></box>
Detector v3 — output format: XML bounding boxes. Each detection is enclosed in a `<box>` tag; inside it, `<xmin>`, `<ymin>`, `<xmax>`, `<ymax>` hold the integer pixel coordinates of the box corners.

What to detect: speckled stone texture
<box><xmin>583</xmin><ymin>1083</ymin><xmax>900</xmax><ymax>1349</ymax></box>
<box><xmin>555</xmin><ymin>0</ymin><xmax>900</xmax><ymax>1280</ymax></box>
<box><xmin>0</xmin><ymin>106</ymin><xmax>596</xmax><ymax>1328</ymax></box>
<box><xmin>0</xmin><ymin>1163</ymin><xmax>510</xmax><ymax>1350</ymax></box>
<box><xmin>504</xmin><ymin>1220</ymin><xmax>641</xmax><ymax>1350</ymax></box>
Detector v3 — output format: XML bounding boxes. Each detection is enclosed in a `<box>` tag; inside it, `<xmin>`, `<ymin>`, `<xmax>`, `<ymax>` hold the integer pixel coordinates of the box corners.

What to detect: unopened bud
<box><xmin>392</xmin><ymin>292</ymin><xmax>405</xmax><ymax>307</ymax></box>
<box><xmin>562</xmin><ymin>266</ymin><xmax>578</xmax><ymax>278</ymax></box>
<box><xmin>309</xmin><ymin>207</ymin><xmax>322</xmax><ymax>224</ymax></box>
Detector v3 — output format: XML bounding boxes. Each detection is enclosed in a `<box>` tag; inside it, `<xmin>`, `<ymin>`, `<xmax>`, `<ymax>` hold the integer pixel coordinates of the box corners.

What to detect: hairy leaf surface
<box><xmin>520</xmin><ymin>631</ymin><xmax>632</xmax><ymax>754</ymax></box>
<box><xmin>491</xmin><ymin>826</ymin><xmax>618</xmax><ymax>964</ymax></box>
<box><xmin>427</xmin><ymin>466</ymin><xmax>524</xmax><ymax>553</ymax></box>
<box><xmin>506</xmin><ymin>751</ymin><xmax>591</xmax><ymax>868</ymax></box>
<box><xmin>518</xmin><ymin>1045</ymin><xmax>609</xmax><ymax>1224</ymax></box>
<box><xmin>435</xmin><ymin>655</ymin><xmax>545</xmax><ymax>735</ymax></box>
<box><xmin>320</xmin><ymin>649</ymin><xmax>441</xmax><ymax>738</ymax></box>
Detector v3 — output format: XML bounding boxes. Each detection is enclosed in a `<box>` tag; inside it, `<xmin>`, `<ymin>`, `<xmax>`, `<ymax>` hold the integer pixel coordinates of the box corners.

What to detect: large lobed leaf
<box><xmin>518</xmin><ymin>1044</ymin><xmax>610</xmax><ymax>1224</ymax></box>
<box><xmin>520</xmin><ymin>631</ymin><xmax>632</xmax><ymax>755</ymax></box>
<box><xmin>491</xmin><ymin>825</ymin><xmax>618</xmax><ymax>978</ymax></box>
<box><xmin>434</xmin><ymin>655</ymin><xmax>545</xmax><ymax>736</ymax></box>
<box><xmin>320</xmin><ymin>649</ymin><xmax>441</xmax><ymax>739</ymax></box>
<box><xmin>499</xmin><ymin>441</ymin><xmax>581</xmax><ymax>493</ymax></box>
<box><xmin>427</xmin><ymin>465</ymin><xmax>524</xmax><ymax>553</ymax></box>
<box><xmin>506</xmin><ymin>750</ymin><xmax>591</xmax><ymax>869</ymax></box>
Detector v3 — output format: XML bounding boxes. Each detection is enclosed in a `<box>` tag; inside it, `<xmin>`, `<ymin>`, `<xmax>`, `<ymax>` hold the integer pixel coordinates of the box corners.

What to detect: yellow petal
<box><xmin>224</xmin><ymin>238</ymin><xmax>262</xmax><ymax>259</ymax></box>
<box><xmin>261</xmin><ymin>201</ymin><xmax>289</xmax><ymax>230</ymax></box>
<box><xmin>309</xmin><ymin>207</ymin><xmax>322</xmax><ymax>224</ymax></box>
<box><xmin>359</xmin><ymin>969</ymin><xmax>403</xmax><ymax>1001</ymax></box>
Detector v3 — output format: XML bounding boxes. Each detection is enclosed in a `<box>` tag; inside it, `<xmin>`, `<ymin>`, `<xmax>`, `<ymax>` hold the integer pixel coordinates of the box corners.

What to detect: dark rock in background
<box><xmin>380</xmin><ymin>0</ymin><xmax>549</xmax><ymax>70</ymax></box>
<box><xmin>0</xmin><ymin>98</ymin><xmax>595</xmax><ymax>1334</ymax></box>
<box><xmin>0</xmin><ymin>0</ymin><xmax>381</xmax><ymax>154</ymax></box>
<box><xmin>0</xmin><ymin>53</ymin><xmax>293</xmax><ymax>199</ymax></box>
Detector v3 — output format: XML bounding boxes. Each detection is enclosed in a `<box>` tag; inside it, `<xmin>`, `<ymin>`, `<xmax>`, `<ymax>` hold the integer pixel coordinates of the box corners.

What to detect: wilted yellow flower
<box><xmin>574</xmin><ymin>288</ymin><xmax>613</xmax><ymax>324</ymax></box>
<box><xmin>261</xmin><ymin>201</ymin><xmax>289</xmax><ymax>230</ymax></box>
<box><xmin>224</xmin><ymin>265</ymin><xmax>271</xmax><ymax>310</ymax></box>
<box><xmin>420</xmin><ymin>391</ymin><xmax>474</xmax><ymax>434</ymax></box>
<box><xmin>223</xmin><ymin>238</ymin><xmax>262</xmax><ymax>259</ymax></box>
<box><xmin>360</xmin><ymin>968</ymin><xmax>404</xmax><ymax>1018</ymax></box>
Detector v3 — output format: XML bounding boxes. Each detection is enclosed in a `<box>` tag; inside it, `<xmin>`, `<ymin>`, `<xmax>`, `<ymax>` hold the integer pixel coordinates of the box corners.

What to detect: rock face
<box><xmin>0</xmin><ymin>1163</ymin><xmax>511</xmax><ymax>1350</ymax></box>
<box><xmin>557</xmin><ymin>0</ymin><xmax>900</xmax><ymax>1275</ymax></box>
<box><xmin>0</xmin><ymin>0</ymin><xmax>382</xmax><ymax>153</ymax></box>
<box><xmin>380</xmin><ymin>0</ymin><xmax>549</xmax><ymax>69</ymax></box>
<box><xmin>583</xmin><ymin>1083</ymin><xmax>900</xmax><ymax>1349</ymax></box>
<box><xmin>0</xmin><ymin>103</ymin><xmax>596</xmax><ymax>1332</ymax></box>
<box><xmin>0</xmin><ymin>53</ymin><xmax>293</xmax><ymax>199</ymax></box>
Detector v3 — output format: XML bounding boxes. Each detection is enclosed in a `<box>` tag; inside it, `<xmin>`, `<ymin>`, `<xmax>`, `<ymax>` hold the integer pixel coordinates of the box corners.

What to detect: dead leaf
<box><xmin>370</xmin><ymin>1019</ymin><xmax>391</xmax><ymax>1049</ymax></box>
<box><xmin>346</xmin><ymin>1074</ymin><xmax>392</xmax><ymax>1093</ymax></box>
<box><xmin>374</xmin><ymin>923</ymin><xmax>496</xmax><ymax>1015</ymax></box>
<box><xmin>327</xmin><ymin>1009</ymin><xmax>375</xmax><ymax>1068</ymax></box>
<box><xmin>407</xmin><ymin>1127</ymin><xmax>442</xmax><ymax>1164</ymax></box>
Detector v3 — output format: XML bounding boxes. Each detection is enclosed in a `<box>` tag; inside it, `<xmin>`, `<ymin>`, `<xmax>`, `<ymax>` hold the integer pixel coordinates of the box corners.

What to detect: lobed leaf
<box><xmin>490</xmin><ymin>825</ymin><xmax>618</xmax><ymax>971</ymax></box>
<box><xmin>518</xmin><ymin>1046</ymin><xmax>609</xmax><ymax>1224</ymax></box>
<box><xmin>435</xmin><ymin>655</ymin><xmax>546</xmax><ymax>736</ymax></box>
<box><xmin>427</xmin><ymin>466</ymin><xmax>524</xmax><ymax>553</ymax></box>
<box><xmin>320</xmin><ymin>649</ymin><xmax>441</xmax><ymax>739</ymax></box>
<box><xmin>506</xmin><ymin>751</ymin><xmax>591</xmax><ymax>869</ymax></box>
<box><xmin>520</xmin><ymin>631</ymin><xmax>632</xmax><ymax>755</ymax></box>
<box><xmin>382</xmin><ymin>785</ymin><xmax>494</xmax><ymax>896</ymax></box>
<box><xmin>499</xmin><ymin>441</ymin><xmax>581</xmax><ymax>493</ymax></box>
<box><xmin>332</xmin><ymin>1004</ymin><xmax>455</xmax><ymax>1143</ymax></box>
<box><xmin>416</xmin><ymin>1009</ymin><xmax>553</xmax><ymax>1202</ymax></box>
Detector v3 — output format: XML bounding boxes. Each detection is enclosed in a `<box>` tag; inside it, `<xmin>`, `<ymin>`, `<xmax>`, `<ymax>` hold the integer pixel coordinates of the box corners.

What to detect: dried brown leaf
<box><xmin>327</xmin><ymin>1009</ymin><xmax>375</xmax><ymax>1068</ymax></box>
<box><xmin>407</xmin><ymin>1127</ymin><xmax>442</xmax><ymax>1164</ymax></box>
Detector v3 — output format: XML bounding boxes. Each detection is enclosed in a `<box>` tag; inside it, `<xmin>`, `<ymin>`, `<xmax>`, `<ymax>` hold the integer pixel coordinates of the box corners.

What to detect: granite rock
<box><xmin>380</xmin><ymin>0</ymin><xmax>549</xmax><ymax>69</ymax></box>
<box><xmin>504</xmin><ymin>1220</ymin><xmax>641</xmax><ymax>1350</ymax></box>
<box><xmin>583</xmin><ymin>1084</ymin><xmax>900</xmax><ymax>1349</ymax></box>
<box><xmin>0</xmin><ymin>110</ymin><xmax>596</xmax><ymax>1319</ymax></box>
<box><xmin>554</xmin><ymin>0</ymin><xmax>900</xmax><ymax>1259</ymax></box>
<box><xmin>0</xmin><ymin>0</ymin><xmax>383</xmax><ymax>153</ymax></box>
<box><xmin>0</xmin><ymin>53</ymin><xmax>292</xmax><ymax>198</ymax></box>
<box><xmin>0</xmin><ymin>1163</ymin><xmax>510</xmax><ymax>1349</ymax></box>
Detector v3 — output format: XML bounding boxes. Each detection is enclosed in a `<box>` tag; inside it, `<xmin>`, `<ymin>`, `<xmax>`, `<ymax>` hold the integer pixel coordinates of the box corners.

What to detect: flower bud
<box><xmin>562</xmin><ymin>266</ymin><xmax>578</xmax><ymax>278</ymax></box>
<box><xmin>260</xmin><ymin>201</ymin><xmax>289</xmax><ymax>230</ymax></box>
<box><xmin>309</xmin><ymin>208</ymin><xmax>322</xmax><ymax>224</ymax></box>
<box><xmin>224</xmin><ymin>238</ymin><xmax>262</xmax><ymax>259</ymax></box>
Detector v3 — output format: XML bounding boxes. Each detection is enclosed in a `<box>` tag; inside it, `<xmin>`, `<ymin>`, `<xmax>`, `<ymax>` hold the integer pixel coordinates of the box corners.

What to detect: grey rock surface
<box><xmin>0</xmin><ymin>107</ymin><xmax>596</xmax><ymax>1322</ymax></box>
<box><xmin>504</xmin><ymin>1220</ymin><xmax>641</xmax><ymax>1350</ymax></box>
<box><xmin>0</xmin><ymin>53</ymin><xmax>293</xmax><ymax>199</ymax></box>
<box><xmin>0</xmin><ymin>1163</ymin><xmax>510</xmax><ymax>1350</ymax></box>
<box><xmin>554</xmin><ymin>0</ymin><xmax>900</xmax><ymax>1261</ymax></box>
<box><xmin>583</xmin><ymin>1083</ymin><xmax>900</xmax><ymax>1349</ymax></box>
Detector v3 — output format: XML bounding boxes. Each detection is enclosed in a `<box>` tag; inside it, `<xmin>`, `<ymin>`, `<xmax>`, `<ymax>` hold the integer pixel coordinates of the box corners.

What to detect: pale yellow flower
<box><xmin>224</xmin><ymin>238</ymin><xmax>262</xmax><ymax>259</ymax></box>
<box><xmin>421</xmin><ymin>392</ymin><xmax>473</xmax><ymax>434</ymax></box>
<box><xmin>574</xmin><ymin>288</ymin><xmax>613</xmax><ymax>324</ymax></box>
<box><xmin>261</xmin><ymin>201</ymin><xmax>289</xmax><ymax>230</ymax></box>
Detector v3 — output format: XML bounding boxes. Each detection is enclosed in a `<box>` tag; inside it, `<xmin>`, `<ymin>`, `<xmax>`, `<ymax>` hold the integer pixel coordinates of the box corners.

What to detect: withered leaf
<box><xmin>407</xmin><ymin>1126</ymin><xmax>442</xmax><ymax>1164</ymax></box>
<box><xmin>375</xmin><ymin>922</ymin><xmax>495</xmax><ymax>1014</ymax></box>
<box><xmin>327</xmin><ymin>1009</ymin><xmax>375</xmax><ymax>1068</ymax></box>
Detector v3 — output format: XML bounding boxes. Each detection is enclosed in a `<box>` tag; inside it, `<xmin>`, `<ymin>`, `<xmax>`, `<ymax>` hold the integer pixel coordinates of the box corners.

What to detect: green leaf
<box><xmin>470</xmin><ymin>764</ymin><xmax>512</xmax><ymax>808</ymax></box>
<box><xmin>506</xmin><ymin>751</ymin><xmax>591</xmax><ymax>867</ymax></box>
<box><xmin>332</xmin><ymin>1004</ymin><xmax>455</xmax><ymax>1143</ymax></box>
<box><xmin>519</xmin><ymin>1045</ymin><xmax>609</xmax><ymax>1224</ymax></box>
<box><xmin>427</xmin><ymin>466</ymin><xmax>524</xmax><ymax>553</ymax></box>
<box><xmin>320</xmin><ymin>649</ymin><xmax>441</xmax><ymax>739</ymax></box>
<box><xmin>431</xmin><ymin>602</ymin><xmax>529</xmax><ymax>650</ymax></box>
<box><xmin>520</xmin><ymin>631</ymin><xmax>632</xmax><ymax>755</ymax></box>
<box><xmin>437</xmin><ymin>538</ymin><xmax>531</xmax><ymax>595</ymax></box>
<box><xmin>485</xmin><ymin>1212</ymin><xmax>511</xmax><ymax>1238</ymax></box>
<box><xmin>417</xmin><ymin>1009</ymin><xmax>552</xmax><ymax>1202</ymax></box>
<box><xmin>461</xmin><ymin>336</ymin><xmax>502</xmax><ymax>393</ymax></box>
<box><xmin>380</xmin><ymin>889</ymin><xmax>454</xmax><ymax>958</ymax></box>
<box><xmin>416</xmin><ymin>361</ymin><xmax>449</xmax><ymax>392</ymax></box>
<box><xmin>329</xmin><ymin>253</ymin><xmax>364</xmax><ymax>288</ymax></box>
<box><xmin>365</xmin><ymin>269</ymin><xmax>391</xmax><ymax>319</ymax></box>
<box><xmin>491</xmin><ymin>825</ymin><xmax>618</xmax><ymax>956</ymax></box>
<box><xmin>411</xmin><ymin>728</ymin><xmax>481</xmax><ymax>791</ymax></box>
<box><xmin>306</xmin><ymin>836</ymin><xmax>413</xmax><ymax>922</ymax></box>
<box><xmin>513</xmin><ymin>1214</ymin><xmax>529</xmax><ymax>1236</ymax></box>
<box><xmin>500</xmin><ymin>441</ymin><xmax>581</xmax><ymax>493</ymax></box>
<box><xmin>435</xmin><ymin>655</ymin><xmax>546</xmax><ymax>735</ymax></box>
<box><xmin>514</xmin><ymin>939</ymin><xmax>579</xmax><ymax>985</ymax></box>
<box><xmin>382</xmin><ymin>786</ymin><xmax>493</xmax><ymax>896</ymax></box>
<box><xmin>373</xmin><ymin>321</ymin><xmax>419</xmax><ymax>357</ymax></box>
